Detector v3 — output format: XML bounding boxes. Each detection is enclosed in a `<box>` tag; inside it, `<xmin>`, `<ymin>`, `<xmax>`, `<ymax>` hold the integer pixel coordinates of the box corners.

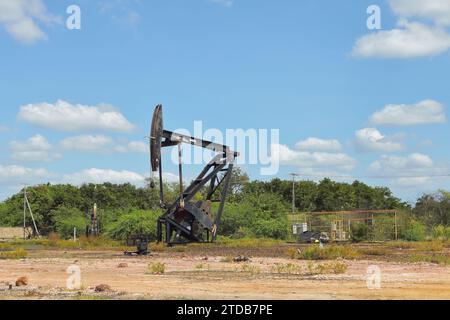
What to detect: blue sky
<box><xmin>0</xmin><ymin>0</ymin><xmax>449</xmax><ymax>203</ymax></box>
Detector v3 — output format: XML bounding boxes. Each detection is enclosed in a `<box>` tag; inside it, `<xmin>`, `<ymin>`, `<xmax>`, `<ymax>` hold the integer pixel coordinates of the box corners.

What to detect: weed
<box><xmin>0</xmin><ymin>248</ymin><xmax>28</xmax><ymax>260</ymax></box>
<box><xmin>219</xmin><ymin>256</ymin><xmax>234</xmax><ymax>263</ymax></box>
<box><xmin>216</xmin><ymin>237</ymin><xmax>283</xmax><ymax>248</ymax></box>
<box><xmin>149</xmin><ymin>243</ymin><xmax>166</xmax><ymax>252</ymax></box>
<box><xmin>386</xmin><ymin>241</ymin><xmax>444</xmax><ymax>252</ymax></box>
<box><xmin>296</xmin><ymin>246</ymin><xmax>360</xmax><ymax>260</ymax></box>
<box><xmin>286</xmin><ymin>247</ymin><xmax>300</xmax><ymax>259</ymax></box>
<box><xmin>195</xmin><ymin>263</ymin><xmax>205</xmax><ymax>269</ymax></box>
<box><xmin>271</xmin><ymin>263</ymin><xmax>303</xmax><ymax>275</ymax></box>
<box><xmin>306</xmin><ymin>261</ymin><xmax>347</xmax><ymax>275</ymax></box>
<box><xmin>359</xmin><ymin>248</ymin><xmax>388</xmax><ymax>256</ymax></box>
<box><xmin>148</xmin><ymin>262</ymin><xmax>165</xmax><ymax>274</ymax></box>
<box><xmin>240</xmin><ymin>264</ymin><xmax>260</xmax><ymax>274</ymax></box>
<box><xmin>407</xmin><ymin>254</ymin><xmax>450</xmax><ymax>265</ymax></box>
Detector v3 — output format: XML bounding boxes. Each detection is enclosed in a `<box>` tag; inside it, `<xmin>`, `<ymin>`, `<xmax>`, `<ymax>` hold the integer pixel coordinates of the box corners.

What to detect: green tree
<box><xmin>52</xmin><ymin>206</ymin><xmax>87</xmax><ymax>239</ymax></box>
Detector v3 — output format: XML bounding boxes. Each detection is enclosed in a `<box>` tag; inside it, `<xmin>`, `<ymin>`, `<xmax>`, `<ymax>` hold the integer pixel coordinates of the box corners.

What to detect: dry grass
<box><xmin>149</xmin><ymin>243</ymin><xmax>166</xmax><ymax>252</ymax></box>
<box><xmin>240</xmin><ymin>264</ymin><xmax>261</xmax><ymax>274</ymax></box>
<box><xmin>358</xmin><ymin>247</ymin><xmax>389</xmax><ymax>256</ymax></box>
<box><xmin>219</xmin><ymin>256</ymin><xmax>234</xmax><ymax>263</ymax></box>
<box><xmin>293</xmin><ymin>246</ymin><xmax>361</xmax><ymax>260</ymax></box>
<box><xmin>271</xmin><ymin>263</ymin><xmax>303</xmax><ymax>275</ymax></box>
<box><xmin>0</xmin><ymin>248</ymin><xmax>28</xmax><ymax>260</ymax></box>
<box><xmin>148</xmin><ymin>262</ymin><xmax>166</xmax><ymax>274</ymax></box>
<box><xmin>214</xmin><ymin>237</ymin><xmax>283</xmax><ymax>248</ymax></box>
<box><xmin>271</xmin><ymin>261</ymin><xmax>347</xmax><ymax>275</ymax></box>
<box><xmin>406</xmin><ymin>254</ymin><xmax>450</xmax><ymax>265</ymax></box>
<box><xmin>386</xmin><ymin>241</ymin><xmax>445</xmax><ymax>252</ymax></box>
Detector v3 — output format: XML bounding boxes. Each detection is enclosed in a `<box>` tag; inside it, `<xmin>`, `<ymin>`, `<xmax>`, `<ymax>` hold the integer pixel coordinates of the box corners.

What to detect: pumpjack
<box><xmin>150</xmin><ymin>105</ymin><xmax>238</xmax><ymax>245</ymax></box>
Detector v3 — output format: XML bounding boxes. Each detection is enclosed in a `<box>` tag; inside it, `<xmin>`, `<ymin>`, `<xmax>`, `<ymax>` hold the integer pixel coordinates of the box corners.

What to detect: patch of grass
<box><xmin>215</xmin><ymin>237</ymin><xmax>283</xmax><ymax>248</ymax></box>
<box><xmin>148</xmin><ymin>262</ymin><xmax>165</xmax><ymax>274</ymax></box>
<box><xmin>306</xmin><ymin>261</ymin><xmax>348</xmax><ymax>275</ymax></box>
<box><xmin>359</xmin><ymin>247</ymin><xmax>388</xmax><ymax>256</ymax></box>
<box><xmin>295</xmin><ymin>246</ymin><xmax>361</xmax><ymax>260</ymax></box>
<box><xmin>386</xmin><ymin>241</ymin><xmax>444</xmax><ymax>252</ymax></box>
<box><xmin>195</xmin><ymin>263</ymin><xmax>206</xmax><ymax>270</ymax></box>
<box><xmin>0</xmin><ymin>248</ymin><xmax>28</xmax><ymax>260</ymax></box>
<box><xmin>406</xmin><ymin>254</ymin><xmax>450</xmax><ymax>265</ymax></box>
<box><xmin>0</xmin><ymin>243</ymin><xmax>14</xmax><ymax>251</ymax></box>
<box><xmin>149</xmin><ymin>243</ymin><xmax>166</xmax><ymax>252</ymax></box>
<box><xmin>172</xmin><ymin>246</ymin><xmax>186</xmax><ymax>253</ymax></box>
<box><xmin>286</xmin><ymin>247</ymin><xmax>300</xmax><ymax>259</ymax></box>
<box><xmin>271</xmin><ymin>263</ymin><xmax>303</xmax><ymax>275</ymax></box>
<box><xmin>240</xmin><ymin>264</ymin><xmax>261</xmax><ymax>274</ymax></box>
<box><xmin>219</xmin><ymin>256</ymin><xmax>234</xmax><ymax>263</ymax></box>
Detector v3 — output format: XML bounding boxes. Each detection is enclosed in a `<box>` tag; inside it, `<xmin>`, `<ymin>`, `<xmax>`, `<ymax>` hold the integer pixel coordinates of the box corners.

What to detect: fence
<box><xmin>289</xmin><ymin>210</ymin><xmax>399</xmax><ymax>242</ymax></box>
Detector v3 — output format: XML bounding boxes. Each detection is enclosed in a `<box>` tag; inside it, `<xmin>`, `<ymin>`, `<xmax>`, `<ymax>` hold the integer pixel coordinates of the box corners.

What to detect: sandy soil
<box><xmin>1</xmin><ymin>249</ymin><xmax>449</xmax><ymax>300</ymax></box>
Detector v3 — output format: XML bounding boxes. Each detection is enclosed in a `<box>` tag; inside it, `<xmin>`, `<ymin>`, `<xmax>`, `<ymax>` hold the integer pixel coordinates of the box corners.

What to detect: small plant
<box><xmin>0</xmin><ymin>248</ymin><xmax>28</xmax><ymax>260</ymax></box>
<box><xmin>271</xmin><ymin>263</ymin><xmax>303</xmax><ymax>275</ymax></box>
<box><xmin>386</xmin><ymin>241</ymin><xmax>444</xmax><ymax>252</ymax></box>
<box><xmin>195</xmin><ymin>263</ymin><xmax>205</xmax><ymax>270</ymax></box>
<box><xmin>330</xmin><ymin>262</ymin><xmax>348</xmax><ymax>274</ymax></box>
<box><xmin>297</xmin><ymin>246</ymin><xmax>360</xmax><ymax>260</ymax></box>
<box><xmin>148</xmin><ymin>262</ymin><xmax>165</xmax><ymax>274</ymax></box>
<box><xmin>240</xmin><ymin>264</ymin><xmax>260</xmax><ymax>274</ymax></box>
<box><xmin>220</xmin><ymin>256</ymin><xmax>234</xmax><ymax>263</ymax></box>
<box><xmin>305</xmin><ymin>261</ymin><xmax>347</xmax><ymax>275</ymax></box>
<box><xmin>407</xmin><ymin>254</ymin><xmax>450</xmax><ymax>265</ymax></box>
<box><xmin>286</xmin><ymin>247</ymin><xmax>300</xmax><ymax>259</ymax></box>
<box><xmin>149</xmin><ymin>243</ymin><xmax>166</xmax><ymax>252</ymax></box>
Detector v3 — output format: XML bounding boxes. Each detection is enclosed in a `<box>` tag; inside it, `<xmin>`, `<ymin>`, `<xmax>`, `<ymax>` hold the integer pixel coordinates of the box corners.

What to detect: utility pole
<box><xmin>290</xmin><ymin>173</ymin><xmax>300</xmax><ymax>214</ymax></box>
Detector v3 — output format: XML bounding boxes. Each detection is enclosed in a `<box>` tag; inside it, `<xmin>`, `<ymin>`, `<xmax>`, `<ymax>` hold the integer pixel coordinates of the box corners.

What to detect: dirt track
<box><xmin>1</xmin><ymin>248</ymin><xmax>449</xmax><ymax>300</ymax></box>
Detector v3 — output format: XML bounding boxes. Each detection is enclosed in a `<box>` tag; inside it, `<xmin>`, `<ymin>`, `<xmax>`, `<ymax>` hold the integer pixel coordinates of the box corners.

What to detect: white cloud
<box><xmin>0</xmin><ymin>164</ymin><xmax>52</xmax><ymax>182</ymax></box>
<box><xmin>113</xmin><ymin>141</ymin><xmax>148</xmax><ymax>154</ymax></box>
<box><xmin>295</xmin><ymin>137</ymin><xmax>342</xmax><ymax>152</ymax></box>
<box><xmin>370</xmin><ymin>153</ymin><xmax>434</xmax><ymax>172</ymax></box>
<box><xmin>10</xmin><ymin>134</ymin><xmax>61</xmax><ymax>162</ymax></box>
<box><xmin>0</xmin><ymin>0</ymin><xmax>60</xmax><ymax>44</ymax></box>
<box><xmin>18</xmin><ymin>100</ymin><xmax>135</xmax><ymax>132</ymax></box>
<box><xmin>368</xmin><ymin>153</ymin><xmax>448</xmax><ymax>187</ymax></box>
<box><xmin>370</xmin><ymin>100</ymin><xmax>446</xmax><ymax>126</ymax></box>
<box><xmin>355</xmin><ymin>128</ymin><xmax>404</xmax><ymax>152</ymax></box>
<box><xmin>60</xmin><ymin>135</ymin><xmax>147</xmax><ymax>154</ymax></box>
<box><xmin>352</xmin><ymin>20</ymin><xmax>450</xmax><ymax>59</ymax></box>
<box><xmin>60</xmin><ymin>135</ymin><xmax>113</xmax><ymax>152</ymax></box>
<box><xmin>63</xmin><ymin>168</ymin><xmax>145</xmax><ymax>185</ymax></box>
<box><xmin>272</xmin><ymin>144</ymin><xmax>356</xmax><ymax>170</ymax></box>
<box><xmin>389</xmin><ymin>0</ymin><xmax>450</xmax><ymax>26</ymax></box>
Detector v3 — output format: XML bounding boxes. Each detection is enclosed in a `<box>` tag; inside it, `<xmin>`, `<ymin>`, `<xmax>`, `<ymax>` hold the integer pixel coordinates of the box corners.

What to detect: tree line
<box><xmin>0</xmin><ymin>170</ymin><xmax>448</xmax><ymax>241</ymax></box>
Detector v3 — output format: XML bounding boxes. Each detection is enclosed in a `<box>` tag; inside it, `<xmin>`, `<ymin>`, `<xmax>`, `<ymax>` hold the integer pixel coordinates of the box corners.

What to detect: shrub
<box><xmin>350</xmin><ymin>222</ymin><xmax>368</xmax><ymax>242</ymax></box>
<box><xmin>401</xmin><ymin>220</ymin><xmax>426</xmax><ymax>241</ymax></box>
<box><xmin>432</xmin><ymin>225</ymin><xmax>450</xmax><ymax>240</ymax></box>
<box><xmin>52</xmin><ymin>206</ymin><xmax>87</xmax><ymax>239</ymax></box>
<box><xmin>148</xmin><ymin>262</ymin><xmax>165</xmax><ymax>274</ymax></box>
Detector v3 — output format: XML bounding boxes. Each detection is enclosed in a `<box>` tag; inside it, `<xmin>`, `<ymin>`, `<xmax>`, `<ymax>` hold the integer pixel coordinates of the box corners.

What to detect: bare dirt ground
<box><xmin>1</xmin><ymin>245</ymin><xmax>449</xmax><ymax>300</ymax></box>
